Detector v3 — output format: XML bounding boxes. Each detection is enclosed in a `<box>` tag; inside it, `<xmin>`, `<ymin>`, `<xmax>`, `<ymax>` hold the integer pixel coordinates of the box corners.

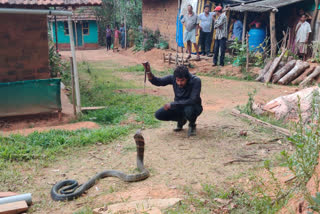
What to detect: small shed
<box><xmin>0</xmin><ymin>0</ymin><xmax>101</xmax><ymax>117</ymax></box>
<box><xmin>228</xmin><ymin>0</ymin><xmax>316</xmax><ymax>57</ymax></box>
<box><xmin>49</xmin><ymin>7</ymin><xmax>100</xmax><ymax>50</ymax></box>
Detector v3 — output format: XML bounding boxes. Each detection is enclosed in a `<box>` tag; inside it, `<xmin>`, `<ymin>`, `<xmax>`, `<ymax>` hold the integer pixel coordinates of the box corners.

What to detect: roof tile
<box><xmin>0</xmin><ymin>0</ymin><xmax>102</xmax><ymax>6</ymax></box>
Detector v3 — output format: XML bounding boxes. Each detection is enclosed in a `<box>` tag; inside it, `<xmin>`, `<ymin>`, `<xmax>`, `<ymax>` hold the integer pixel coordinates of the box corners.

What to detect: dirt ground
<box><xmin>3</xmin><ymin>48</ymin><xmax>300</xmax><ymax>213</ymax></box>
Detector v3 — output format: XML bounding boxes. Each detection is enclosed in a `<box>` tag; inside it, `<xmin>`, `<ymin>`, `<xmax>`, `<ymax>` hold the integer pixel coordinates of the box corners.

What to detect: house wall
<box><xmin>0</xmin><ymin>14</ymin><xmax>50</xmax><ymax>83</ymax></box>
<box><xmin>142</xmin><ymin>0</ymin><xmax>178</xmax><ymax>49</ymax></box>
<box><xmin>52</xmin><ymin>20</ymin><xmax>99</xmax><ymax>50</ymax></box>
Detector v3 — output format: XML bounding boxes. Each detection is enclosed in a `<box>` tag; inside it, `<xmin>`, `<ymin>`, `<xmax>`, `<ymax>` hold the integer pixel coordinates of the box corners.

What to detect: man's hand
<box><xmin>142</xmin><ymin>62</ymin><xmax>153</xmax><ymax>80</ymax></box>
<box><xmin>164</xmin><ymin>103</ymin><xmax>171</xmax><ymax>111</ymax></box>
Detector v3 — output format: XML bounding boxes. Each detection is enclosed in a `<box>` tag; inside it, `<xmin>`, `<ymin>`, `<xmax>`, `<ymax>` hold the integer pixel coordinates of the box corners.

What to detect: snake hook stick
<box><xmin>50</xmin><ymin>130</ymin><xmax>149</xmax><ymax>201</ymax></box>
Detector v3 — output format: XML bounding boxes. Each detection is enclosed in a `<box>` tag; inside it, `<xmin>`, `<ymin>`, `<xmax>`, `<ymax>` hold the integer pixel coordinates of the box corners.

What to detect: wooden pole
<box><xmin>69</xmin><ymin>57</ymin><xmax>77</xmax><ymax>116</ymax></box>
<box><xmin>68</xmin><ymin>16</ymin><xmax>81</xmax><ymax>114</ymax></box>
<box><xmin>242</xmin><ymin>12</ymin><xmax>247</xmax><ymax>45</ymax></box>
<box><xmin>74</xmin><ymin>21</ymin><xmax>78</xmax><ymax>48</ymax></box>
<box><xmin>270</xmin><ymin>11</ymin><xmax>277</xmax><ymax>58</ymax></box>
<box><xmin>246</xmin><ymin>33</ymin><xmax>249</xmax><ymax>72</ymax></box>
<box><xmin>124</xmin><ymin>15</ymin><xmax>127</xmax><ymax>50</ymax></box>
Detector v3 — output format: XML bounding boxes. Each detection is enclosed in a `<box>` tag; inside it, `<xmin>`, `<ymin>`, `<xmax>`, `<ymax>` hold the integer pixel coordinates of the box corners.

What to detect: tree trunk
<box><xmin>311</xmin><ymin>0</ymin><xmax>319</xmax><ymax>40</ymax></box>
<box><xmin>256</xmin><ymin>60</ymin><xmax>273</xmax><ymax>82</ymax></box>
<box><xmin>272</xmin><ymin>60</ymin><xmax>296</xmax><ymax>83</ymax></box>
<box><xmin>270</xmin><ymin>11</ymin><xmax>277</xmax><ymax>58</ymax></box>
<box><xmin>299</xmin><ymin>66</ymin><xmax>320</xmax><ymax>87</ymax></box>
<box><xmin>292</xmin><ymin>66</ymin><xmax>316</xmax><ymax>85</ymax></box>
<box><xmin>278</xmin><ymin>61</ymin><xmax>310</xmax><ymax>85</ymax></box>
<box><xmin>264</xmin><ymin>50</ymin><xmax>286</xmax><ymax>83</ymax></box>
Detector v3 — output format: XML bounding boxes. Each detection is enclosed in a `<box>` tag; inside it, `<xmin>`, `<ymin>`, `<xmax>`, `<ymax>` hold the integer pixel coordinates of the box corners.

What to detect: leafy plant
<box><xmin>312</xmin><ymin>41</ymin><xmax>320</xmax><ymax>63</ymax></box>
<box><xmin>240</xmin><ymin>89</ymin><xmax>257</xmax><ymax>115</ymax></box>
<box><xmin>281</xmin><ymin>92</ymin><xmax>320</xmax><ymax>185</ymax></box>
<box><xmin>48</xmin><ymin>46</ymin><xmax>66</xmax><ymax>78</ymax></box>
<box><xmin>308</xmin><ymin>192</ymin><xmax>320</xmax><ymax>213</ymax></box>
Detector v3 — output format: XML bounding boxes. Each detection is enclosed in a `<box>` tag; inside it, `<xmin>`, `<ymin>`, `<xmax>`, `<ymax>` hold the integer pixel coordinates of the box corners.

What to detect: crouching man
<box><xmin>143</xmin><ymin>63</ymin><xmax>203</xmax><ymax>137</ymax></box>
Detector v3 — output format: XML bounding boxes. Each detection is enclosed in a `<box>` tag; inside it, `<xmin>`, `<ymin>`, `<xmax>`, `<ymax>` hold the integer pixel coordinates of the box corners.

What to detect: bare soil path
<box><xmin>8</xmin><ymin>49</ymin><xmax>298</xmax><ymax>213</ymax></box>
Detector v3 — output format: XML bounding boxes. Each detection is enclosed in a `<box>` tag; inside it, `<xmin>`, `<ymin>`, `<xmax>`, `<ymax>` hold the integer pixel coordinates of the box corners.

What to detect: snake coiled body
<box><xmin>50</xmin><ymin>130</ymin><xmax>149</xmax><ymax>201</ymax></box>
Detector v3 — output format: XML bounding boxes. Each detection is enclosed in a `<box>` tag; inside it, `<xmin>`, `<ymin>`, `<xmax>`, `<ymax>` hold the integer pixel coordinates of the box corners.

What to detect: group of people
<box><xmin>181</xmin><ymin>4</ymin><xmax>232</xmax><ymax>66</ymax></box>
<box><xmin>181</xmin><ymin>4</ymin><xmax>314</xmax><ymax>66</ymax></box>
<box><xmin>105</xmin><ymin>24</ymin><xmax>128</xmax><ymax>52</ymax></box>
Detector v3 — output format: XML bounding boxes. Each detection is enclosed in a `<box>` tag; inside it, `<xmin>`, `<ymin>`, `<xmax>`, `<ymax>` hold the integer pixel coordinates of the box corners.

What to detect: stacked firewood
<box><xmin>256</xmin><ymin>54</ymin><xmax>320</xmax><ymax>87</ymax></box>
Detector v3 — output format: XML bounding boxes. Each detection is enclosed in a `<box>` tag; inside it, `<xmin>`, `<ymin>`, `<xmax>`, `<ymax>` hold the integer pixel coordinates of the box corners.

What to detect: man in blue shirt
<box><xmin>198</xmin><ymin>5</ymin><xmax>215</xmax><ymax>56</ymax></box>
<box><xmin>231</xmin><ymin>16</ymin><xmax>243</xmax><ymax>41</ymax></box>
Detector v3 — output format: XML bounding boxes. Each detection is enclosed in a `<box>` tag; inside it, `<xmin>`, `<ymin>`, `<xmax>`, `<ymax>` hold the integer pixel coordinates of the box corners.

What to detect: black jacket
<box><xmin>149</xmin><ymin>72</ymin><xmax>202</xmax><ymax>109</ymax></box>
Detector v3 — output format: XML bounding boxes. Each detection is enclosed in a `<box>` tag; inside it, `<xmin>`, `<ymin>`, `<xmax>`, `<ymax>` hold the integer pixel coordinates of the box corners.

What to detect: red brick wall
<box><xmin>0</xmin><ymin>14</ymin><xmax>50</xmax><ymax>83</ymax></box>
<box><xmin>57</xmin><ymin>43</ymin><xmax>100</xmax><ymax>51</ymax></box>
<box><xmin>142</xmin><ymin>0</ymin><xmax>178</xmax><ymax>49</ymax></box>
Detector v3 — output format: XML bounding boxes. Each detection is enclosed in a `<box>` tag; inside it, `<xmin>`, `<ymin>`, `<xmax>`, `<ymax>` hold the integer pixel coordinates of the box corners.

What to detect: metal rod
<box><xmin>0</xmin><ymin>193</ymin><xmax>32</xmax><ymax>206</ymax></box>
<box><xmin>68</xmin><ymin>16</ymin><xmax>81</xmax><ymax>114</ymax></box>
<box><xmin>54</xmin><ymin>7</ymin><xmax>59</xmax><ymax>51</ymax></box>
<box><xmin>0</xmin><ymin>8</ymin><xmax>72</xmax><ymax>16</ymax></box>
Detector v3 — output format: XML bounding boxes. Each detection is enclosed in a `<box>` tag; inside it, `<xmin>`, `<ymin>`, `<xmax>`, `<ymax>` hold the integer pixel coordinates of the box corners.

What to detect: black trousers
<box><xmin>106</xmin><ymin>37</ymin><xmax>112</xmax><ymax>50</ymax></box>
<box><xmin>199</xmin><ymin>30</ymin><xmax>211</xmax><ymax>55</ymax></box>
<box><xmin>213</xmin><ymin>37</ymin><xmax>227</xmax><ymax>66</ymax></box>
<box><xmin>155</xmin><ymin>105</ymin><xmax>203</xmax><ymax>126</ymax></box>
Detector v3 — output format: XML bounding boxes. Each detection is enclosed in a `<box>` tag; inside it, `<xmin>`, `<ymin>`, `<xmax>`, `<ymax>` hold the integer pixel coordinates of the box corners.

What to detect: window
<box><xmin>82</xmin><ymin>22</ymin><xmax>89</xmax><ymax>35</ymax></box>
<box><xmin>64</xmin><ymin>22</ymin><xmax>69</xmax><ymax>35</ymax></box>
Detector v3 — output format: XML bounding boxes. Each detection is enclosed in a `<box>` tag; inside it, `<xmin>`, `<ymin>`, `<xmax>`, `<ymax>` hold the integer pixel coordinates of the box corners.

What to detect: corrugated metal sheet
<box><xmin>48</xmin><ymin>7</ymin><xmax>96</xmax><ymax>21</ymax></box>
<box><xmin>0</xmin><ymin>0</ymin><xmax>102</xmax><ymax>6</ymax></box>
<box><xmin>229</xmin><ymin>0</ymin><xmax>305</xmax><ymax>12</ymax></box>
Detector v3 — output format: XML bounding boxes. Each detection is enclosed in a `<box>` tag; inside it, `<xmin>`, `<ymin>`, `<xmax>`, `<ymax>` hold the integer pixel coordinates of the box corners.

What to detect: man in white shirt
<box><xmin>295</xmin><ymin>14</ymin><xmax>311</xmax><ymax>60</ymax></box>
<box><xmin>198</xmin><ymin>5</ymin><xmax>215</xmax><ymax>57</ymax></box>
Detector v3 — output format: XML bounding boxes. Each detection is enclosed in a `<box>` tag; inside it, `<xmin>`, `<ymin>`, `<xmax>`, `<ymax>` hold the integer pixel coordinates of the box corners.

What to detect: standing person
<box><xmin>181</xmin><ymin>4</ymin><xmax>200</xmax><ymax>61</ymax></box>
<box><xmin>120</xmin><ymin>23</ymin><xmax>125</xmax><ymax>49</ymax></box>
<box><xmin>198</xmin><ymin>5</ymin><xmax>215</xmax><ymax>57</ymax></box>
<box><xmin>113</xmin><ymin>26</ymin><xmax>120</xmax><ymax>52</ymax></box>
<box><xmin>212</xmin><ymin>6</ymin><xmax>228</xmax><ymax>67</ymax></box>
<box><xmin>106</xmin><ymin>25</ymin><xmax>112</xmax><ymax>51</ymax></box>
<box><xmin>230</xmin><ymin>16</ymin><xmax>243</xmax><ymax>41</ymax></box>
<box><xmin>295</xmin><ymin>14</ymin><xmax>312</xmax><ymax>60</ymax></box>
<box><xmin>143</xmin><ymin>63</ymin><xmax>203</xmax><ymax>137</ymax></box>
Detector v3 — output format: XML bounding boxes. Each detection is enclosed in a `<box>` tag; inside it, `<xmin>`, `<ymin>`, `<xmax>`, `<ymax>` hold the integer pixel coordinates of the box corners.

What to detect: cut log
<box><xmin>278</xmin><ymin>61</ymin><xmax>310</xmax><ymax>85</ymax></box>
<box><xmin>264</xmin><ymin>50</ymin><xmax>286</xmax><ymax>83</ymax></box>
<box><xmin>0</xmin><ymin>192</ymin><xmax>18</xmax><ymax>198</ymax></box>
<box><xmin>300</xmin><ymin>66</ymin><xmax>320</xmax><ymax>87</ymax></box>
<box><xmin>256</xmin><ymin>60</ymin><xmax>272</xmax><ymax>82</ymax></box>
<box><xmin>272</xmin><ymin>60</ymin><xmax>296</xmax><ymax>83</ymax></box>
<box><xmin>291</xmin><ymin>66</ymin><xmax>316</xmax><ymax>85</ymax></box>
<box><xmin>0</xmin><ymin>201</ymin><xmax>28</xmax><ymax>214</ymax></box>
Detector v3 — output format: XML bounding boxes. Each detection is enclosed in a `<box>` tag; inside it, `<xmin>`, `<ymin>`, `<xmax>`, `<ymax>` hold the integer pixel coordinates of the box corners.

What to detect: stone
<box><xmin>93</xmin><ymin>198</ymin><xmax>182</xmax><ymax>214</ymax></box>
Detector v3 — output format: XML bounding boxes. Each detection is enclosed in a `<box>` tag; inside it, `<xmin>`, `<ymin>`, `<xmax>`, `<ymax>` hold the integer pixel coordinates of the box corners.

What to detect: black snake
<box><xmin>50</xmin><ymin>130</ymin><xmax>149</xmax><ymax>201</ymax></box>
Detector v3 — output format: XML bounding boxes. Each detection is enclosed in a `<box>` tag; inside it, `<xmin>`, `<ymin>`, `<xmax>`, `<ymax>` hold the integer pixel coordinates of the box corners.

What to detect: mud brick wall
<box><xmin>0</xmin><ymin>14</ymin><xmax>50</xmax><ymax>83</ymax></box>
<box><xmin>142</xmin><ymin>0</ymin><xmax>178</xmax><ymax>49</ymax></box>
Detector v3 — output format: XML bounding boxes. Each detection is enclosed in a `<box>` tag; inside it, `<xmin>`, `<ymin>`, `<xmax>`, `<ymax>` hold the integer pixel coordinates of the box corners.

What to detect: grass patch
<box><xmin>166</xmin><ymin>181</ymin><xmax>289</xmax><ymax>214</ymax></box>
<box><xmin>0</xmin><ymin>62</ymin><xmax>166</xmax><ymax>167</ymax></box>
<box><xmin>75</xmin><ymin>62</ymin><xmax>167</xmax><ymax>127</ymax></box>
<box><xmin>0</xmin><ymin>126</ymin><xmax>129</xmax><ymax>162</ymax></box>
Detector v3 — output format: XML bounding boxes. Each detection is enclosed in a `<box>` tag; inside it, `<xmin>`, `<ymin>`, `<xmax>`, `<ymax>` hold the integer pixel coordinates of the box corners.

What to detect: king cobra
<box><xmin>50</xmin><ymin>130</ymin><xmax>149</xmax><ymax>201</ymax></box>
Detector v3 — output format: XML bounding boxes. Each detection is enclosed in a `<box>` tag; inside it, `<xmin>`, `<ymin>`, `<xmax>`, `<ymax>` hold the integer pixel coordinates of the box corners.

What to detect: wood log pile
<box><xmin>256</xmin><ymin>54</ymin><xmax>320</xmax><ymax>87</ymax></box>
<box><xmin>163</xmin><ymin>53</ymin><xmax>189</xmax><ymax>66</ymax></box>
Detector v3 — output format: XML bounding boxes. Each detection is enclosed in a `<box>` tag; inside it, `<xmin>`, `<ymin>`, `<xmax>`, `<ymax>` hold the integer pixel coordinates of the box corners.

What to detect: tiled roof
<box><xmin>48</xmin><ymin>7</ymin><xmax>97</xmax><ymax>21</ymax></box>
<box><xmin>0</xmin><ymin>0</ymin><xmax>102</xmax><ymax>6</ymax></box>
